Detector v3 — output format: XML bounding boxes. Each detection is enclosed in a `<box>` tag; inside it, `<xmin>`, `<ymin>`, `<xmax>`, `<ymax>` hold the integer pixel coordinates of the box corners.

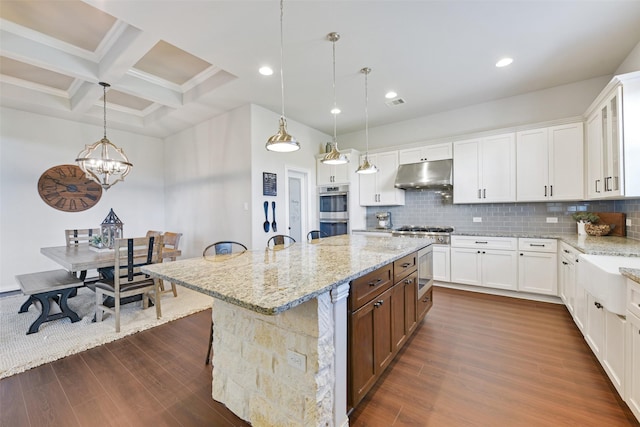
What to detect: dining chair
<box><xmin>202</xmin><ymin>240</ymin><xmax>248</xmax><ymax>365</ymax></box>
<box><xmin>65</xmin><ymin>228</ymin><xmax>101</xmax><ymax>282</ymax></box>
<box><xmin>266</xmin><ymin>235</ymin><xmax>296</xmax><ymax>249</ymax></box>
<box><xmin>158</xmin><ymin>231</ymin><xmax>182</xmax><ymax>298</ymax></box>
<box><xmin>94</xmin><ymin>235</ymin><xmax>163</xmax><ymax>332</ymax></box>
<box><xmin>307</xmin><ymin>230</ymin><xmax>329</xmax><ymax>241</ymax></box>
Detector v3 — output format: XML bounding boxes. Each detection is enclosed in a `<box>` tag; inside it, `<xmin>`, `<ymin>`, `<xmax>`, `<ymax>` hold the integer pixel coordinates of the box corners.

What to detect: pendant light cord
<box><xmin>279</xmin><ymin>0</ymin><xmax>285</xmax><ymax>118</ymax></box>
<box><xmin>364</xmin><ymin>68</ymin><xmax>370</xmax><ymax>157</ymax></box>
<box><xmin>103</xmin><ymin>84</ymin><xmax>107</xmax><ymax>139</ymax></box>
<box><xmin>332</xmin><ymin>38</ymin><xmax>337</xmax><ymax>144</ymax></box>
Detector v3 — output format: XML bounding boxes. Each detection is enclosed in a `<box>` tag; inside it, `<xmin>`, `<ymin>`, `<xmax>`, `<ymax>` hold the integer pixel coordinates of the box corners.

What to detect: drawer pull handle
<box><xmin>368</xmin><ymin>279</ymin><xmax>383</xmax><ymax>287</ymax></box>
<box><xmin>423</xmin><ymin>297</ymin><xmax>430</xmax><ymax>302</ymax></box>
<box><xmin>594</xmin><ymin>302</ymin><xmax>603</xmax><ymax>309</ymax></box>
<box><xmin>530</xmin><ymin>244</ymin><xmax>545</xmax><ymax>247</ymax></box>
<box><xmin>374</xmin><ymin>300</ymin><xmax>384</xmax><ymax>308</ymax></box>
<box><xmin>562</xmin><ymin>261</ymin><xmax>568</xmax><ymax>265</ymax></box>
<box><xmin>401</xmin><ymin>262</ymin><xmax>412</xmax><ymax>268</ymax></box>
<box><xmin>475</xmin><ymin>241</ymin><xmax>488</xmax><ymax>244</ymax></box>
<box><xmin>563</xmin><ymin>249</ymin><xmax>570</xmax><ymax>253</ymax></box>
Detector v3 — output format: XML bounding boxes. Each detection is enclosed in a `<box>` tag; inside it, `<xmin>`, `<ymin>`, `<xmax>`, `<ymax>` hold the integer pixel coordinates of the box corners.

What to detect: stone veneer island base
<box><xmin>142</xmin><ymin>235</ymin><xmax>430</xmax><ymax>426</ymax></box>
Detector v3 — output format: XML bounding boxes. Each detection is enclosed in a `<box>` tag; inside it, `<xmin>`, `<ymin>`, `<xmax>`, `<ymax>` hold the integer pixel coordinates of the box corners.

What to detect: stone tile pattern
<box><xmin>366</xmin><ymin>191</ymin><xmax>640</xmax><ymax>239</ymax></box>
<box><xmin>212</xmin><ymin>293</ymin><xmax>334</xmax><ymax>426</ymax></box>
<box><xmin>142</xmin><ymin>234</ymin><xmax>429</xmax><ymax>314</ymax></box>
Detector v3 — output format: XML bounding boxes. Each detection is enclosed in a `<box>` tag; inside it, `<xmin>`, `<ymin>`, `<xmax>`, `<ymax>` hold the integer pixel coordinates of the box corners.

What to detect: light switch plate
<box><xmin>627</xmin><ymin>219</ymin><xmax>632</xmax><ymax>226</ymax></box>
<box><xmin>473</xmin><ymin>217</ymin><xmax>482</xmax><ymax>223</ymax></box>
<box><xmin>546</xmin><ymin>217</ymin><xmax>558</xmax><ymax>223</ymax></box>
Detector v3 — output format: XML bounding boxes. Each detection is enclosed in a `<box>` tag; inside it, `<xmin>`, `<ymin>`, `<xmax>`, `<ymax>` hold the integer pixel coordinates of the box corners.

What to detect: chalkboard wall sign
<box><xmin>263</xmin><ymin>172</ymin><xmax>277</xmax><ymax>196</ymax></box>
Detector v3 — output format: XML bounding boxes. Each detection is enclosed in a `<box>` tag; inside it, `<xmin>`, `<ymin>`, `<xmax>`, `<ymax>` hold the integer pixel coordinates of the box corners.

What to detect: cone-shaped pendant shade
<box><xmin>322</xmin><ymin>142</ymin><xmax>348</xmax><ymax>165</ymax></box>
<box><xmin>266</xmin><ymin>117</ymin><xmax>300</xmax><ymax>152</ymax></box>
<box><xmin>355</xmin><ymin>155</ymin><xmax>378</xmax><ymax>174</ymax></box>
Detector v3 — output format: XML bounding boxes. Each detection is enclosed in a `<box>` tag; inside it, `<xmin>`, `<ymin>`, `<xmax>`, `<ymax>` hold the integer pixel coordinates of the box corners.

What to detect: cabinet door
<box><xmin>516</xmin><ymin>128</ymin><xmax>549</xmax><ymax>201</ymax></box>
<box><xmin>602</xmin><ymin>88</ymin><xmax>623</xmax><ymax>196</ymax></box>
<box><xmin>373</xmin><ymin>287</ymin><xmax>394</xmax><ymax>373</ymax></box>
<box><xmin>518</xmin><ymin>251</ymin><xmax>558</xmax><ymax>295</ymax></box>
<box><xmin>481</xmin><ymin>249</ymin><xmax>518</xmax><ymax>290</ymax></box>
<box><xmin>627</xmin><ymin>314</ymin><xmax>640</xmax><ymax>421</ymax></box>
<box><xmin>450</xmin><ymin>247</ymin><xmax>481</xmax><ymax>285</ymax></box>
<box><xmin>549</xmin><ymin>123</ymin><xmax>584</xmax><ymax>200</ymax></box>
<box><xmin>574</xmin><ymin>274</ymin><xmax>588</xmax><ymax>333</ymax></box>
<box><xmin>391</xmin><ymin>283</ymin><xmax>407</xmax><ymax>352</ymax></box>
<box><xmin>358</xmin><ymin>154</ymin><xmax>378</xmax><ymax>206</ymax></box>
<box><xmin>376</xmin><ymin>151</ymin><xmax>404</xmax><ymax>206</ymax></box>
<box><xmin>585</xmin><ymin>293</ymin><xmax>606</xmax><ymax>359</ymax></box>
<box><xmin>433</xmin><ymin>245</ymin><xmax>450</xmax><ymax>282</ymax></box>
<box><xmin>559</xmin><ymin>255</ymin><xmax>575</xmax><ymax>314</ymax></box>
<box><xmin>587</xmin><ymin>110</ymin><xmax>604</xmax><ymax>198</ymax></box>
<box><xmin>403</xmin><ymin>272</ymin><xmax>418</xmax><ymax>335</ymax></box>
<box><xmin>398</xmin><ymin>147</ymin><xmax>423</xmax><ymax>165</ymax></box>
<box><xmin>480</xmin><ymin>133</ymin><xmax>516</xmax><ymax>202</ymax></box>
<box><xmin>317</xmin><ymin>158</ymin><xmax>335</xmax><ymax>185</ymax></box>
<box><xmin>453</xmin><ymin>139</ymin><xmax>481</xmax><ymax>203</ymax></box>
<box><xmin>418</xmin><ymin>286</ymin><xmax>433</xmax><ymax>321</ymax></box>
<box><xmin>603</xmin><ymin>310</ymin><xmax>625</xmax><ymax>396</ymax></box>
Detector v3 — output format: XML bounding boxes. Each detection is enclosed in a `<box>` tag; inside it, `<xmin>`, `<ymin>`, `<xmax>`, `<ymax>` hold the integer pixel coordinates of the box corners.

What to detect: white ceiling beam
<box><xmin>97</xmin><ymin>25</ymin><xmax>159</xmax><ymax>84</ymax></box>
<box><xmin>69</xmin><ymin>81</ymin><xmax>103</xmax><ymax>113</ymax></box>
<box><xmin>0</xmin><ymin>30</ymin><xmax>98</xmax><ymax>81</ymax></box>
<box><xmin>183</xmin><ymin>69</ymin><xmax>237</xmax><ymax>104</ymax></box>
<box><xmin>117</xmin><ymin>73</ymin><xmax>183</xmax><ymax>108</ymax></box>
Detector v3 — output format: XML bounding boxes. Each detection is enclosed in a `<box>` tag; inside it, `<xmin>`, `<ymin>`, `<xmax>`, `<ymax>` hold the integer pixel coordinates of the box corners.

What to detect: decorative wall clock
<box><xmin>37</xmin><ymin>164</ymin><xmax>103</xmax><ymax>212</ymax></box>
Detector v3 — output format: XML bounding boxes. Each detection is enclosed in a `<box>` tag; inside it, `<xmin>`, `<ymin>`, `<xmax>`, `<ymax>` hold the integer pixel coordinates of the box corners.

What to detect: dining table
<box><xmin>40</xmin><ymin>244</ymin><xmax>181</xmax><ymax>273</ymax></box>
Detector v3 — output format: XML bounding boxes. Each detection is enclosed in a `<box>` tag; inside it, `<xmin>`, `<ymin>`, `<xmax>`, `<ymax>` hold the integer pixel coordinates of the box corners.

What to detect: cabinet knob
<box><xmin>404</xmin><ymin>278</ymin><xmax>413</xmax><ymax>285</ymax></box>
<box><xmin>562</xmin><ymin>261</ymin><xmax>568</xmax><ymax>265</ymax></box>
<box><xmin>520</xmin><ymin>253</ymin><xmax>523</xmax><ymax>256</ymax></box>
<box><xmin>482</xmin><ymin>251</ymin><xmax>486</xmax><ymax>254</ymax></box>
<box><xmin>594</xmin><ymin>301</ymin><xmax>603</xmax><ymax>309</ymax></box>
<box><xmin>374</xmin><ymin>300</ymin><xmax>384</xmax><ymax>308</ymax></box>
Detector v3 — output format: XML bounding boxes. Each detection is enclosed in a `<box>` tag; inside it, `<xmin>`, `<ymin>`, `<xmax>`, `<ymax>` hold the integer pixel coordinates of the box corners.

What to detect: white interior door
<box><xmin>286</xmin><ymin>169</ymin><xmax>308</xmax><ymax>243</ymax></box>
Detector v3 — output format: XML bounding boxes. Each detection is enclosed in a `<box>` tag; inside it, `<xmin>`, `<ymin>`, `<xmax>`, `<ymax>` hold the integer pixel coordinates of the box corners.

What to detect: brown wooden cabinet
<box><xmin>418</xmin><ymin>286</ymin><xmax>433</xmax><ymax>320</ymax></box>
<box><xmin>348</xmin><ymin>252</ymin><xmax>422</xmax><ymax>410</ymax></box>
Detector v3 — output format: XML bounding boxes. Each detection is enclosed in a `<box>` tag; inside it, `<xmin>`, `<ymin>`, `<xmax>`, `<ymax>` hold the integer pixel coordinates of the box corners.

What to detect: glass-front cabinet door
<box><xmin>601</xmin><ymin>86</ymin><xmax>623</xmax><ymax>196</ymax></box>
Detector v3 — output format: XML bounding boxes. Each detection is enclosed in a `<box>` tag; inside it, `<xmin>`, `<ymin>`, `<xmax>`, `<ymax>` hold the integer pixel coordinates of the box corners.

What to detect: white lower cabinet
<box><xmin>517</xmin><ymin>238</ymin><xmax>557</xmax><ymax>295</ymax></box>
<box><xmin>559</xmin><ymin>248</ymin><xmax>576</xmax><ymax>314</ymax></box>
<box><xmin>585</xmin><ymin>293</ymin><xmax>606</xmax><ymax>359</ymax></box>
<box><xmin>627</xmin><ymin>279</ymin><xmax>640</xmax><ymax>421</ymax></box>
<box><xmin>450</xmin><ymin>236</ymin><xmax>517</xmax><ymax>291</ymax></box>
<box><xmin>433</xmin><ymin>245</ymin><xmax>450</xmax><ymax>282</ymax></box>
<box><xmin>604</xmin><ymin>309</ymin><xmax>626</xmax><ymax>397</ymax></box>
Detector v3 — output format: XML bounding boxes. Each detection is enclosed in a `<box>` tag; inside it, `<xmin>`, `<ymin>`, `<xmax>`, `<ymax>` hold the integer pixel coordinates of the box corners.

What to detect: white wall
<box><xmin>340</xmin><ymin>75</ymin><xmax>611</xmax><ymax>151</ymax></box>
<box><xmin>0</xmin><ymin>107</ymin><xmax>165</xmax><ymax>292</ymax></box>
<box><xmin>163</xmin><ymin>104</ymin><xmax>253</xmax><ymax>257</ymax></box>
<box><xmin>250</xmin><ymin>105</ymin><xmax>329</xmax><ymax>249</ymax></box>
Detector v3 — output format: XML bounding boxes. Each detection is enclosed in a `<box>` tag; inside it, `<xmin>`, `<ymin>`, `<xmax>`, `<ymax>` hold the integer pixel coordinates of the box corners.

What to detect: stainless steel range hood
<box><xmin>394</xmin><ymin>159</ymin><xmax>453</xmax><ymax>190</ymax></box>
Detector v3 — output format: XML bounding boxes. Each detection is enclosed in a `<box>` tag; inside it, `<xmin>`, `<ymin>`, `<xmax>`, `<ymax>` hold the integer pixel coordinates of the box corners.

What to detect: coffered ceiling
<box><xmin>1</xmin><ymin>0</ymin><xmax>640</xmax><ymax>139</ymax></box>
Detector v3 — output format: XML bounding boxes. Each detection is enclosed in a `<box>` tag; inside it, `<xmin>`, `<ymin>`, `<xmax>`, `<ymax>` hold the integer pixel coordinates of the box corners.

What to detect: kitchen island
<box><xmin>142</xmin><ymin>234</ymin><xmax>431</xmax><ymax>427</ymax></box>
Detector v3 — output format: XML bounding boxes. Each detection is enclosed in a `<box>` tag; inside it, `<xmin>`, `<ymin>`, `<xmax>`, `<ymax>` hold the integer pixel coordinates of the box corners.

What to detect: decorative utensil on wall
<box><xmin>272</xmin><ymin>201</ymin><xmax>277</xmax><ymax>232</ymax></box>
<box><xmin>263</xmin><ymin>201</ymin><xmax>270</xmax><ymax>233</ymax></box>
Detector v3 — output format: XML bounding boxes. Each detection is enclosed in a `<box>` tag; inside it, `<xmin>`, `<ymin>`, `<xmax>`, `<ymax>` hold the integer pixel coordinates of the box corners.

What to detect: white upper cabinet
<box><xmin>316</xmin><ymin>149</ymin><xmax>357</xmax><ymax>185</ymax></box>
<box><xmin>398</xmin><ymin>142</ymin><xmax>452</xmax><ymax>165</ymax></box>
<box><xmin>585</xmin><ymin>71</ymin><xmax>640</xmax><ymax>199</ymax></box>
<box><xmin>359</xmin><ymin>151</ymin><xmax>405</xmax><ymax>206</ymax></box>
<box><xmin>453</xmin><ymin>133</ymin><xmax>516</xmax><ymax>204</ymax></box>
<box><xmin>516</xmin><ymin>122</ymin><xmax>584</xmax><ymax>202</ymax></box>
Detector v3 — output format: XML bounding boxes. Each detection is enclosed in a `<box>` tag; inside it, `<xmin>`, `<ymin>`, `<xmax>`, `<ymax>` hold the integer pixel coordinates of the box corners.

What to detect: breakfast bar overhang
<box><xmin>142</xmin><ymin>235</ymin><xmax>431</xmax><ymax>426</ymax></box>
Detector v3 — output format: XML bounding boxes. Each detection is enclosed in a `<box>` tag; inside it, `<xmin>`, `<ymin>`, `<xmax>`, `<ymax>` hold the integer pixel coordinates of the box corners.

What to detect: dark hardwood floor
<box><xmin>1</xmin><ymin>287</ymin><xmax>638</xmax><ymax>426</ymax></box>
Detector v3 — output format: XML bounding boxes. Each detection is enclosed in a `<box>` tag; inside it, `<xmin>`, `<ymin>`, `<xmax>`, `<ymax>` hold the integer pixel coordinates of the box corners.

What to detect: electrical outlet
<box><xmin>286</xmin><ymin>350</ymin><xmax>306</xmax><ymax>372</ymax></box>
<box><xmin>546</xmin><ymin>217</ymin><xmax>558</xmax><ymax>223</ymax></box>
<box><xmin>627</xmin><ymin>219</ymin><xmax>632</xmax><ymax>226</ymax></box>
<box><xmin>473</xmin><ymin>217</ymin><xmax>482</xmax><ymax>223</ymax></box>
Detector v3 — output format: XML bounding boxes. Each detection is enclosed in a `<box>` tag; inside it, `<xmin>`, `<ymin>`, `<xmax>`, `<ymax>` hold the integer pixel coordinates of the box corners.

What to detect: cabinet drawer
<box><xmin>629</xmin><ymin>278</ymin><xmax>640</xmax><ymax>319</ymax></box>
<box><xmin>559</xmin><ymin>241</ymin><xmax>579</xmax><ymax>258</ymax></box>
<box><xmin>451</xmin><ymin>235</ymin><xmax>517</xmax><ymax>250</ymax></box>
<box><xmin>350</xmin><ymin>264</ymin><xmax>393</xmax><ymax>311</ymax></box>
<box><xmin>518</xmin><ymin>238</ymin><xmax>557</xmax><ymax>253</ymax></box>
<box><xmin>394</xmin><ymin>252</ymin><xmax>417</xmax><ymax>282</ymax></box>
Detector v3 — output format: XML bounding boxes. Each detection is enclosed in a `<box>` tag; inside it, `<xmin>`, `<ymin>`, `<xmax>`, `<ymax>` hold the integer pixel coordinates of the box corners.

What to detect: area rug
<box><xmin>0</xmin><ymin>286</ymin><xmax>213</xmax><ymax>379</ymax></box>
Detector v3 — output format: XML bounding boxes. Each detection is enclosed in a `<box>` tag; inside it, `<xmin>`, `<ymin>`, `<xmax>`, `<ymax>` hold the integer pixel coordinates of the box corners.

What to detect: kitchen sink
<box><xmin>577</xmin><ymin>254</ymin><xmax>640</xmax><ymax>315</ymax></box>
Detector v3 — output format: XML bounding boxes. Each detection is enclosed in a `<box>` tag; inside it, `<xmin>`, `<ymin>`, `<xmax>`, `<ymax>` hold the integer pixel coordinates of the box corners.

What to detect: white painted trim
<box><xmin>434</xmin><ymin>281</ymin><xmax>564</xmax><ymax>305</ymax></box>
<box><xmin>284</xmin><ymin>166</ymin><xmax>311</xmax><ymax>241</ymax></box>
<box><xmin>331</xmin><ymin>282</ymin><xmax>350</xmax><ymax>427</ymax></box>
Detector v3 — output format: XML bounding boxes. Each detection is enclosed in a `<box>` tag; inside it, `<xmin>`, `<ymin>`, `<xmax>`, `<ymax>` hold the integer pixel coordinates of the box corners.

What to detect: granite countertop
<box><xmin>142</xmin><ymin>234</ymin><xmax>430</xmax><ymax>315</ymax></box>
<box><xmin>621</xmin><ymin>268</ymin><xmax>640</xmax><ymax>284</ymax></box>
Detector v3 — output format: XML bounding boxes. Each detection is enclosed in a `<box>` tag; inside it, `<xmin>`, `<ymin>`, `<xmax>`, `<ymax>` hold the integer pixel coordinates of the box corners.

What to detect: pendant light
<box><xmin>265</xmin><ymin>0</ymin><xmax>300</xmax><ymax>152</ymax></box>
<box><xmin>321</xmin><ymin>32</ymin><xmax>348</xmax><ymax>165</ymax></box>
<box><xmin>356</xmin><ymin>67</ymin><xmax>378</xmax><ymax>174</ymax></box>
<box><xmin>76</xmin><ymin>82</ymin><xmax>132</xmax><ymax>190</ymax></box>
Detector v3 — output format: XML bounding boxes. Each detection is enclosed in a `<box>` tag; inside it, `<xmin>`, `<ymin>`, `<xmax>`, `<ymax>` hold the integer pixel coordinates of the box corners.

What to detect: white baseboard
<box><xmin>433</xmin><ymin>281</ymin><xmax>564</xmax><ymax>305</ymax></box>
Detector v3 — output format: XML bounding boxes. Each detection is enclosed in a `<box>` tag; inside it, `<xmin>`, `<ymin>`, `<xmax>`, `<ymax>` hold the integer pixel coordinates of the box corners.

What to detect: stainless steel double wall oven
<box><xmin>318</xmin><ymin>184</ymin><xmax>349</xmax><ymax>236</ymax></box>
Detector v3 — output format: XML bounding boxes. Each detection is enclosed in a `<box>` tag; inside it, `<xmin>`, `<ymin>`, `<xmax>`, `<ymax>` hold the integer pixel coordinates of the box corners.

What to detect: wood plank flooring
<box><xmin>1</xmin><ymin>286</ymin><xmax>638</xmax><ymax>426</ymax></box>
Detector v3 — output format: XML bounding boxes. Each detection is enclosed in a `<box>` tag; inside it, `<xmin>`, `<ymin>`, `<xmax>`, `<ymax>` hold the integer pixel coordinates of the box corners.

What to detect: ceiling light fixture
<box><xmin>496</xmin><ymin>57</ymin><xmax>513</xmax><ymax>68</ymax></box>
<box><xmin>75</xmin><ymin>82</ymin><xmax>132</xmax><ymax>190</ymax></box>
<box><xmin>259</xmin><ymin>66</ymin><xmax>274</xmax><ymax>76</ymax></box>
<box><xmin>356</xmin><ymin>67</ymin><xmax>378</xmax><ymax>174</ymax></box>
<box><xmin>321</xmin><ymin>32</ymin><xmax>348</xmax><ymax>166</ymax></box>
<box><xmin>265</xmin><ymin>0</ymin><xmax>299</xmax><ymax>153</ymax></box>
<box><xmin>385</xmin><ymin>91</ymin><xmax>398</xmax><ymax>99</ymax></box>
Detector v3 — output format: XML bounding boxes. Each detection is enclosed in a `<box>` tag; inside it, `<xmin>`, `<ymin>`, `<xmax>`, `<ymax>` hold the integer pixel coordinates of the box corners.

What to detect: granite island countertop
<box><xmin>621</xmin><ymin>268</ymin><xmax>640</xmax><ymax>284</ymax></box>
<box><xmin>142</xmin><ymin>234</ymin><xmax>431</xmax><ymax>315</ymax></box>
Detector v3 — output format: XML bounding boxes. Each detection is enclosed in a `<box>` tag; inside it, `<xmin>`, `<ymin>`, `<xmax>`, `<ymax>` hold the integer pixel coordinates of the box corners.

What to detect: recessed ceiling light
<box><xmin>385</xmin><ymin>91</ymin><xmax>397</xmax><ymax>99</ymax></box>
<box><xmin>259</xmin><ymin>66</ymin><xmax>273</xmax><ymax>76</ymax></box>
<box><xmin>496</xmin><ymin>57</ymin><xmax>513</xmax><ymax>68</ymax></box>
<box><xmin>330</xmin><ymin>107</ymin><xmax>341</xmax><ymax>115</ymax></box>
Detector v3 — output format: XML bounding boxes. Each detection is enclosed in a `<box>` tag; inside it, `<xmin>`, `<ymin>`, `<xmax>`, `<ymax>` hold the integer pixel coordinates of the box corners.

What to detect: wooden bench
<box><xmin>16</xmin><ymin>269</ymin><xmax>83</xmax><ymax>334</ymax></box>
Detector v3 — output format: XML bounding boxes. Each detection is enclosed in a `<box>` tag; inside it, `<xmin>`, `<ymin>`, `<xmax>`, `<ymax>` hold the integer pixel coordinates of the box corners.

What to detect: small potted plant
<box><xmin>89</xmin><ymin>235</ymin><xmax>104</xmax><ymax>249</ymax></box>
<box><xmin>572</xmin><ymin>212</ymin><xmax>599</xmax><ymax>236</ymax></box>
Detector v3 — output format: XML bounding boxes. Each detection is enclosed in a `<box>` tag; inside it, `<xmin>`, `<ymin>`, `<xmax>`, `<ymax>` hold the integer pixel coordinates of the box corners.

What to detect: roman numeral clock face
<box><xmin>37</xmin><ymin>164</ymin><xmax>103</xmax><ymax>212</ymax></box>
